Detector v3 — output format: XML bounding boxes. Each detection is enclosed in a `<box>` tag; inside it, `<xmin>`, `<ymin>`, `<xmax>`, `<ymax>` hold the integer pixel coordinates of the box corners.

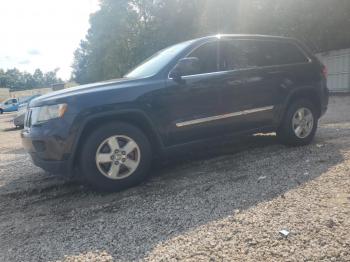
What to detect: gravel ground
<box><xmin>0</xmin><ymin>96</ymin><xmax>349</xmax><ymax>262</ymax></box>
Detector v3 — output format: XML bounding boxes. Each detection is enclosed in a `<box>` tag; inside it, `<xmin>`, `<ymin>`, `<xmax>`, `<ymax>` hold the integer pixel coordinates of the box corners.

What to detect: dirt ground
<box><xmin>0</xmin><ymin>97</ymin><xmax>349</xmax><ymax>262</ymax></box>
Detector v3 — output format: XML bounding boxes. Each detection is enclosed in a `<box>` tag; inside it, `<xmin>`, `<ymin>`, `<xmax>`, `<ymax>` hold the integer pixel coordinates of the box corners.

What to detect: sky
<box><xmin>0</xmin><ymin>0</ymin><xmax>100</xmax><ymax>80</ymax></box>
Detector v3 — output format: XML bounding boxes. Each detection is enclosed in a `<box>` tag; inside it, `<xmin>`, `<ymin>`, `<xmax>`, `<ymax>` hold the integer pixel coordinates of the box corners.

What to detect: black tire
<box><xmin>277</xmin><ymin>99</ymin><xmax>318</xmax><ymax>146</ymax></box>
<box><xmin>0</xmin><ymin>109</ymin><xmax>3</xmax><ymax>114</ymax></box>
<box><xmin>79</xmin><ymin>122</ymin><xmax>152</xmax><ymax>192</ymax></box>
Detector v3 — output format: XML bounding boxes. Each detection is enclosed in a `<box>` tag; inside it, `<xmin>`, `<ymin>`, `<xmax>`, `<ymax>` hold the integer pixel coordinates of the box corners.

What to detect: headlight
<box><xmin>31</xmin><ymin>103</ymin><xmax>67</xmax><ymax>125</ymax></box>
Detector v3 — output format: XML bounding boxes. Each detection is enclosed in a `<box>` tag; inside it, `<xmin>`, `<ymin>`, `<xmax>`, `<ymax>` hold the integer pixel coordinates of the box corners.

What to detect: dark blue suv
<box><xmin>22</xmin><ymin>35</ymin><xmax>329</xmax><ymax>191</ymax></box>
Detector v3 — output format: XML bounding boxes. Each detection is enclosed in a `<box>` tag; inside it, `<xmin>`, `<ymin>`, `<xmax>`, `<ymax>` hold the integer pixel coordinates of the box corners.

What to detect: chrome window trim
<box><xmin>182</xmin><ymin>70</ymin><xmax>229</xmax><ymax>79</ymax></box>
<box><xmin>168</xmin><ymin>38</ymin><xmax>312</xmax><ymax>80</ymax></box>
<box><xmin>176</xmin><ymin>106</ymin><xmax>274</xmax><ymax>128</ymax></box>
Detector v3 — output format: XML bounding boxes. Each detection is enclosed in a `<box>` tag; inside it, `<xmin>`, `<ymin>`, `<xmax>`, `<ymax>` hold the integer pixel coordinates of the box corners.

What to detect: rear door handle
<box><xmin>280</xmin><ymin>83</ymin><xmax>288</xmax><ymax>89</ymax></box>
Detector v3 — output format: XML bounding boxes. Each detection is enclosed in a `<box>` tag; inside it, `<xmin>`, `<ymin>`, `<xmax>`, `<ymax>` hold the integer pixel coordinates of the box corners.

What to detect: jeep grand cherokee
<box><xmin>21</xmin><ymin>35</ymin><xmax>329</xmax><ymax>191</ymax></box>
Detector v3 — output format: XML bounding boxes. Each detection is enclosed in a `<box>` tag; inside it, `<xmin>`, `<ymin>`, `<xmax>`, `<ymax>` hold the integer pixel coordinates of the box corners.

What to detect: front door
<box><xmin>156</xmin><ymin>41</ymin><xmax>227</xmax><ymax>146</ymax></box>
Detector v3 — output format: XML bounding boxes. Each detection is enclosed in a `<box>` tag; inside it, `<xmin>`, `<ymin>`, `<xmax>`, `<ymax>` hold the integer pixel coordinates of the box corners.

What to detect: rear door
<box><xmin>217</xmin><ymin>39</ymin><xmax>310</xmax><ymax>132</ymax></box>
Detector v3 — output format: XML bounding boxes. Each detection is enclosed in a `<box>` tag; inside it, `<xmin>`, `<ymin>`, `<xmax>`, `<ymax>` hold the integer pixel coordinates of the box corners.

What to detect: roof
<box><xmin>197</xmin><ymin>34</ymin><xmax>294</xmax><ymax>42</ymax></box>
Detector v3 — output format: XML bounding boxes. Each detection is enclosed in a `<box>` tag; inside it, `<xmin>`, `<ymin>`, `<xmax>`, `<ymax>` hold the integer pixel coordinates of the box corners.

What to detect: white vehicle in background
<box><xmin>13</xmin><ymin>95</ymin><xmax>41</xmax><ymax>128</ymax></box>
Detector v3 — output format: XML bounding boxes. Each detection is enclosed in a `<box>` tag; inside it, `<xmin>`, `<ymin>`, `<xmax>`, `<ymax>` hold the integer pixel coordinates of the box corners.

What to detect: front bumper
<box><xmin>30</xmin><ymin>153</ymin><xmax>70</xmax><ymax>175</ymax></box>
<box><xmin>21</xmin><ymin>123</ymin><xmax>74</xmax><ymax>176</ymax></box>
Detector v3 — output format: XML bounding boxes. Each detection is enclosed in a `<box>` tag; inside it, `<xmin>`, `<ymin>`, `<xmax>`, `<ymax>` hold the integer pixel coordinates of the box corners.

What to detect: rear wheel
<box><xmin>0</xmin><ymin>109</ymin><xmax>3</xmax><ymax>114</ymax></box>
<box><xmin>79</xmin><ymin>122</ymin><xmax>152</xmax><ymax>192</ymax></box>
<box><xmin>277</xmin><ymin>99</ymin><xmax>318</xmax><ymax>146</ymax></box>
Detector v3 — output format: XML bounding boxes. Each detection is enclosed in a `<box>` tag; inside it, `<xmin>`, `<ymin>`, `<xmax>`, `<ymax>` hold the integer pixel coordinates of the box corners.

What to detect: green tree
<box><xmin>72</xmin><ymin>0</ymin><xmax>350</xmax><ymax>84</ymax></box>
<box><xmin>72</xmin><ymin>0</ymin><xmax>201</xmax><ymax>84</ymax></box>
<box><xmin>33</xmin><ymin>69</ymin><xmax>45</xmax><ymax>88</ymax></box>
<box><xmin>0</xmin><ymin>68</ymin><xmax>63</xmax><ymax>91</ymax></box>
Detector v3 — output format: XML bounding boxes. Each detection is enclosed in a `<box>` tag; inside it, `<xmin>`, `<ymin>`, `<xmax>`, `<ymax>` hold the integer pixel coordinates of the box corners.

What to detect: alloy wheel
<box><xmin>292</xmin><ymin>107</ymin><xmax>314</xmax><ymax>139</ymax></box>
<box><xmin>95</xmin><ymin>135</ymin><xmax>141</xmax><ymax>180</ymax></box>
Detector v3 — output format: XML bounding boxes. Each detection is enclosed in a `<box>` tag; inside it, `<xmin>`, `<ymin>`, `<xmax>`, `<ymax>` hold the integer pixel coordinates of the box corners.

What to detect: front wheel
<box><xmin>277</xmin><ymin>99</ymin><xmax>318</xmax><ymax>146</ymax></box>
<box><xmin>0</xmin><ymin>109</ymin><xmax>3</xmax><ymax>114</ymax></box>
<box><xmin>79</xmin><ymin>122</ymin><xmax>152</xmax><ymax>192</ymax></box>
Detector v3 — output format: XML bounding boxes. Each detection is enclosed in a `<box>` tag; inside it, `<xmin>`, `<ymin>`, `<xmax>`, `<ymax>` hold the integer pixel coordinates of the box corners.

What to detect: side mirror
<box><xmin>169</xmin><ymin>57</ymin><xmax>200</xmax><ymax>82</ymax></box>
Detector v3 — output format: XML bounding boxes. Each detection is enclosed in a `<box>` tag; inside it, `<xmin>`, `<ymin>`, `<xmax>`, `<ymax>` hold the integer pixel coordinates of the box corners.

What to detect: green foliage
<box><xmin>72</xmin><ymin>0</ymin><xmax>201</xmax><ymax>84</ymax></box>
<box><xmin>233</xmin><ymin>0</ymin><xmax>350</xmax><ymax>52</ymax></box>
<box><xmin>72</xmin><ymin>0</ymin><xmax>350</xmax><ymax>84</ymax></box>
<box><xmin>0</xmin><ymin>68</ymin><xmax>63</xmax><ymax>91</ymax></box>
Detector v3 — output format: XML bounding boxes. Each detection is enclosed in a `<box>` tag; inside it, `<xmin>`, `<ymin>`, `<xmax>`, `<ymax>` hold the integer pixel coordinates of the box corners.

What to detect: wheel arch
<box><xmin>70</xmin><ymin>110</ymin><xmax>164</xmax><ymax>169</ymax></box>
<box><xmin>279</xmin><ymin>87</ymin><xmax>322</xmax><ymax>125</ymax></box>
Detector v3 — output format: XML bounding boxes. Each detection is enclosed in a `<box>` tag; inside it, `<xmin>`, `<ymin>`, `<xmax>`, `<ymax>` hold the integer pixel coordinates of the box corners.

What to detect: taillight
<box><xmin>322</xmin><ymin>65</ymin><xmax>328</xmax><ymax>79</ymax></box>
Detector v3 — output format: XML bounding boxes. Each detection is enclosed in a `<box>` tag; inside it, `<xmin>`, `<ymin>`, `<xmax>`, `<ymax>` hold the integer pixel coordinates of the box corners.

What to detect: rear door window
<box><xmin>220</xmin><ymin>40</ymin><xmax>261</xmax><ymax>70</ymax></box>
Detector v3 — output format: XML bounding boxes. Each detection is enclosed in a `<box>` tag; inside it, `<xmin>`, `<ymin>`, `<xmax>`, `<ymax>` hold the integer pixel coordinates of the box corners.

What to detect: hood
<box><xmin>30</xmin><ymin>77</ymin><xmax>141</xmax><ymax>107</ymax></box>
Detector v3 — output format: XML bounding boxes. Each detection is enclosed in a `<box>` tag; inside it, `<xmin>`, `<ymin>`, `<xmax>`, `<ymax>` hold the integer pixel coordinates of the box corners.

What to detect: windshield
<box><xmin>125</xmin><ymin>40</ymin><xmax>194</xmax><ymax>79</ymax></box>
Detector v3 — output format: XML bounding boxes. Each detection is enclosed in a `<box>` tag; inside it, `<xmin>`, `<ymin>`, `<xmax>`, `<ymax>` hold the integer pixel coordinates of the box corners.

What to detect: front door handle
<box><xmin>227</xmin><ymin>79</ymin><xmax>244</xmax><ymax>86</ymax></box>
<box><xmin>267</xmin><ymin>71</ymin><xmax>283</xmax><ymax>75</ymax></box>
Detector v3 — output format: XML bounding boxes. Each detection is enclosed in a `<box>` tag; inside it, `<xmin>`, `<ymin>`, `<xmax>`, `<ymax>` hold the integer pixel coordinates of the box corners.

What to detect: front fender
<box><xmin>67</xmin><ymin>109</ymin><xmax>164</xmax><ymax>172</ymax></box>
